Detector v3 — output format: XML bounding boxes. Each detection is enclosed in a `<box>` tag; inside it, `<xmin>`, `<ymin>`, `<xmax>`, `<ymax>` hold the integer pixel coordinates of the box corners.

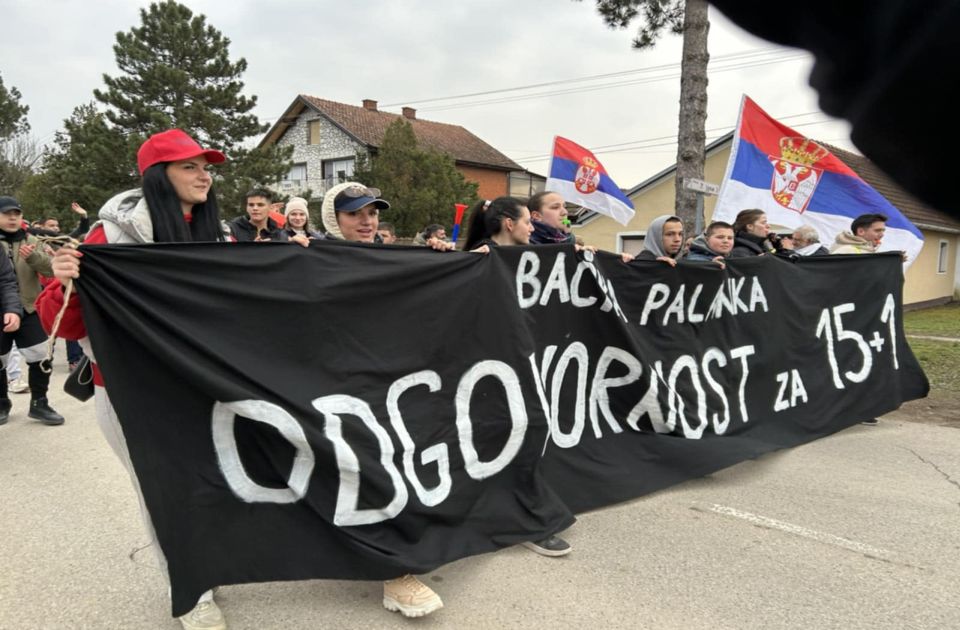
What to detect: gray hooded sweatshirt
<box><xmin>636</xmin><ymin>214</ymin><xmax>683</xmax><ymax>260</ymax></box>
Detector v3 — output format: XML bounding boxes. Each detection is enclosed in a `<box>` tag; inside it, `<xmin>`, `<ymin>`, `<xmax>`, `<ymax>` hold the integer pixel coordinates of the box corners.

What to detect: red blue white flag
<box><xmin>713</xmin><ymin>96</ymin><xmax>923</xmax><ymax>266</ymax></box>
<box><xmin>545</xmin><ymin>136</ymin><xmax>635</xmax><ymax>225</ymax></box>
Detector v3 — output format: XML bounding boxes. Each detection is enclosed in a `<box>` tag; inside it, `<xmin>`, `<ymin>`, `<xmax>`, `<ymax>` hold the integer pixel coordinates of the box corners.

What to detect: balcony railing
<box><xmin>277</xmin><ymin>176</ymin><xmax>356</xmax><ymax>199</ymax></box>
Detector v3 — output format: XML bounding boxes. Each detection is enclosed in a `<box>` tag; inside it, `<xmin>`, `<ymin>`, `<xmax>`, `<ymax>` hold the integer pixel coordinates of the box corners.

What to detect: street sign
<box><xmin>683</xmin><ymin>178</ymin><xmax>720</xmax><ymax>195</ymax></box>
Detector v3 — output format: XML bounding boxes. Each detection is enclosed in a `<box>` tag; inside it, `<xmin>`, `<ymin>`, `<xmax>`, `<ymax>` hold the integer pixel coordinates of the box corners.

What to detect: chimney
<box><xmin>402</xmin><ymin>106</ymin><xmax>416</xmax><ymax>120</ymax></box>
<box><xmin>362</xmin><ymin>99</ymin><xmax>378</xmax><ymax>111</ymax></box>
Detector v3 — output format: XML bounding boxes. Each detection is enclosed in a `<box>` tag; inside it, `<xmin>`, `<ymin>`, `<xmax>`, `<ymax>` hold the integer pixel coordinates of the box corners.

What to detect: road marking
<box><xmin>704</xmin><ymin>503</ymin><xmax>891</xmax><ymax>558</ymax></box>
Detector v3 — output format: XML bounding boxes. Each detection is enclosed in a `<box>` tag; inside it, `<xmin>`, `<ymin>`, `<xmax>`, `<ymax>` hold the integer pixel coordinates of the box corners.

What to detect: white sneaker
<box><xmin>383</xmin><ymin>574</ymin><xmax>443</xmax><ymax>618</ymax></box>
<box><xmin>8</xmin><ymin>379</ymin><xmax>28</xmax><ymax>394</ymax></box>
<box><xmin>179</xmin><ymin>599</ymin><xmax>226</xmax><ymax>630</ymax></box>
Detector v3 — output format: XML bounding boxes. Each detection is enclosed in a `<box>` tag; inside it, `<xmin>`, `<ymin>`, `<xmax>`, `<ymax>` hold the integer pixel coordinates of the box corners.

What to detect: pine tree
<box><xmin>18</xmin><ymin>104</ymin><xmax>140</xmax><ymax>225</ymax></box>
<box><xmin>92</xmin><ymin>0</ymin><xmax>291</xmax><ymax>213</ymax></box>
<box><xmin>587</xmin><ymin>0</ymin><xmax>710</xmax><ymax>236</ymax></box>
<box><xmin>0</xmin><ymin>72</ymin><xmax>30</xmax><ymax>139</ymax></box>
<box><xmin>353</xmin><ymin>119</ymin><xmax>479</xmax><ymax>237</ymax></box>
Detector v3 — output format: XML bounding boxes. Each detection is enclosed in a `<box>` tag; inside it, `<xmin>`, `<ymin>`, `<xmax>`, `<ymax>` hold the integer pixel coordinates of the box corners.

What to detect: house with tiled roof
<box><xmin>259</xmin><ymin>96</ymin><xmax>522</xmax><ymax>201</ymax></box>
<box><xmin>573</xmin><ymin>133</ymin><xmax>959</xmax><ymax>307</ymax></box>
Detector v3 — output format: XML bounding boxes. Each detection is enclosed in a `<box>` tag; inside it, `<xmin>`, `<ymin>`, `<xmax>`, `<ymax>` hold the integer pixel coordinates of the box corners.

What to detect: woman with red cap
<box><xmin>37</xmin><ymin>129</ymin><xmax>230</xmax><ymax>630</ymax></box>
<box><xmin>40</xmin><ymin>134</ymin><xmax>453</xmax><ymax>628</ymax></box>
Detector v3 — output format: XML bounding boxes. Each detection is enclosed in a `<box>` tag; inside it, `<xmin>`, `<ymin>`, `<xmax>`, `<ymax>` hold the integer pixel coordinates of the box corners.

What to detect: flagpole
<box><xmin>450</xmin><ymin>203</ymin><xmax>468</xmax><ymax>247</ymax></box>
<box><xmin>543</xmin><ymin>135</ymin><xmax>559</xmax><ymax>195</ymax></box>
<box><xmin>716</xmin><ymin>94</ymin><xmax>748</xmax><ymax>202</ymax></box>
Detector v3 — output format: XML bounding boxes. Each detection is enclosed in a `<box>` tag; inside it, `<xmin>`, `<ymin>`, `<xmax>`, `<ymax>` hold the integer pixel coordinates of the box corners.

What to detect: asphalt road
<box><xmin>2</xmin><ymin>349</ymin><xmax>959</xmax><ymax>629</ymax></box>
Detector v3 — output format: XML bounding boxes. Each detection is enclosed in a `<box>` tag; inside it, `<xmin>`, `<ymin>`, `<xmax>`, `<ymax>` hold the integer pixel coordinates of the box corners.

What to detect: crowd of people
<box><xmin>0</xmin><ymin>196</ymin><xmax>93</xmax><ymax>428</ymax></box>
<box><xmin>0</xmin><ymin>127</ymin><xmax>897</xmax><ymax>630</ymax></box>
<box><xmin>630</xmin><ymin>209</ymin><xmax>894</xmax><ymax>269</ymax></box>
<box><xmin>30</xmin><ymin>129</ymin><xmax>576</xmax><ymax>629</ymax></box>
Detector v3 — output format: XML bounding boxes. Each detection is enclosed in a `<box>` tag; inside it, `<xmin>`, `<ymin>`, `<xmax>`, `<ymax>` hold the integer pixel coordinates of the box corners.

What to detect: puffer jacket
<box><xmin>42</xmin><ymin>189</ymin><xmax>157</xmax><ymax>369</ymax></box>
<box><xmin>96</xmin><ymin>189</ymin><xmax>154</xmax><ymax>244</ymax></box>
<box><xmin>95</xmin><ymin>188</ymin><xmax>232</xmax><ymax>244</ymax></box>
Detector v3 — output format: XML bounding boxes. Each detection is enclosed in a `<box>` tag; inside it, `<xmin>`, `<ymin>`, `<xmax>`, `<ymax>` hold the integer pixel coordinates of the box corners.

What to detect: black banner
<box><xmin>76</xmin><ymin>241</ymin><xmax>927</xmax><ymax>615</ymax></box>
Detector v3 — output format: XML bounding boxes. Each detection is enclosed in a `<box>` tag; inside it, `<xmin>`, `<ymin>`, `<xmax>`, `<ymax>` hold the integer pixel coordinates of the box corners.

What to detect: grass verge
<box><xmin>908</xmin><ymin>338</ymin><xmax>960</xmax><ymax>395</ymax></box>
<box><xmin>904</xmin><ymin>302</ymin><xmax>960</xmax><ymax>338</ymax></box>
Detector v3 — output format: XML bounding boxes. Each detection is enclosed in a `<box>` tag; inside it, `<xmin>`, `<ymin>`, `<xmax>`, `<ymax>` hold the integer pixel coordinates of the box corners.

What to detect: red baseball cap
<box><xmin>137</xmin><ymin>129</ymin><xmax>226</xmax><ymax>175</ymax></box>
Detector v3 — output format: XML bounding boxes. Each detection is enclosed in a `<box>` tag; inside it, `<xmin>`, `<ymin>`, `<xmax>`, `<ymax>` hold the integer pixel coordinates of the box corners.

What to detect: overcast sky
<box><xmin>2</xmin><ymin>0</ymin><xmax>852</xmax><ymax>188</ymax></box>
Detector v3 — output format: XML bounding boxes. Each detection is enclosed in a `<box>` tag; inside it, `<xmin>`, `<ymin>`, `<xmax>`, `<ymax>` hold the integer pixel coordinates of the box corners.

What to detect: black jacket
<box><xmin>0</xmin><ymin>248</ymin><xmax>23</xmax><ymax>317</ymax></box>
<box><xmin>69</xmin><ymin>215</ymin><xmax>90</xmax><ymax>239</ymax></box>
<box><xmin>804</xmin><ymin>245</ymin><xmax>830</xmax><ymax>256</ymax></box>
<box><xmin>728</xmin><ymin>232</ymin><xmax>772</xmax><ymax>258</ymax></box>
<box><xmin>228</xmin><ymin>216</ymin><xmax>288</xmax><ymax>242</ymax></box>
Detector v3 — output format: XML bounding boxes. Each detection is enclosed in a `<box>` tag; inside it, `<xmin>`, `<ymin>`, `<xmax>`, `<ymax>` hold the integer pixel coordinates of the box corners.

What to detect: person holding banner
<box><xmin>463</xmin><ymin>195</ymin><xmax>577</xmax><ymax>556</ymax></box>
<box><xmin>684</xmin><ymin>221</ymin><xmax>735</xmax><ymax>266</ymax></box>
<box><xmin>281</xmin><ymin>197</ymin><xmax>324</xmax><ymax>241</ymax></box>
<box><xmin>463</xmin><ymin>196</ymin><xmax>534</xmax><ymax>251</ymax></box>
<box><xmin>729</xmin><ymin>209</ymin><xmax>781</xmax><ymax>258</ymax></box>
<box><xmin>229</xmin><ymin>188</ymin><xmax>289</xmax><ymax>242</ymax></box>
<box><xmin>830</xmin><ymin>213</ymin><xmax>888</xmax><ymax>255</ymax></box>
<box><xmin>322</xmin><ymin>179</ymin><xmax>450</xmax><ymax>617</ymax></box>
<box><xmin>320</xmin><ymin>183</ymin><xmax>390</xmax><ymax>243</ymax></box>
<box><xmin>633</xmin><ymin>215</ymin><xmax>685</xmax><ymax>266</ymax></box>
<box><xmin>323</xmin><ymin>188</ymin><xmax>452</xmax><ymax>255</ymax></box>
<box><xmin>527</xmin><ymin>191</ymin><xmax>574</xmax><ymax>246</ymax></box>
<box><xmin>37</xmin><ymin>129</ymin><xmax>231</xmax><ymax>629</ymax></box>
<box><xmin>791</xmin><ymin>225</ymin><xmax>829</xmax><ymax>256</ymax></box>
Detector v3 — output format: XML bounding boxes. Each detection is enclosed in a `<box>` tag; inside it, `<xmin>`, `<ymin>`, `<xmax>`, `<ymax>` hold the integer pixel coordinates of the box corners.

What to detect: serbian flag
<box><xmin>714</xmin><ymin>96</ymin><xmax>923</xmax><ymax>266</ymax></box>
<box><xmin>545</xmin><ymin>136</ymin><xmax>635</xmax><ymax>225</ymax></box>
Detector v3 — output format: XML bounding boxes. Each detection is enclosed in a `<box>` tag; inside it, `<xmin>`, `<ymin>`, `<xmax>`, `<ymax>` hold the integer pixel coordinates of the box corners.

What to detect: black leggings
<box><xmin>0</xmin><ymin>311</ymin><xmax>51</xmax><ymax>401</ymax></box>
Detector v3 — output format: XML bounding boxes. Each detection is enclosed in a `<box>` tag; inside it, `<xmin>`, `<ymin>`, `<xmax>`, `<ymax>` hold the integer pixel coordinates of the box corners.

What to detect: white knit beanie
<box><xmin>284</xmin><ymin>197</ymin><xmax>309</xmax><ymax>217</ymax></box>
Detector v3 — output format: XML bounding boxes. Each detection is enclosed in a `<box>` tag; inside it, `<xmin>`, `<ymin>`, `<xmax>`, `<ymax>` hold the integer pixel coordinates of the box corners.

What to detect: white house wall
<box><xmin>276</xmin><ymin>110</ymin><xmax>367</xmax><ymax>200</ymax></box>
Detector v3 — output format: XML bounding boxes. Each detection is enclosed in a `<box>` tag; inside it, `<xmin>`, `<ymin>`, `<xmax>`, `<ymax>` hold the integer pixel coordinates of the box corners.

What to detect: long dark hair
<box><xmin>141</xmin><ymin>163</ymin><xmax>225</xmax><ymax>243</ymax></box>
<box><xmin>463</xmin><ymin>196</ymin><xmax>526</xmax><ymax>250</ymax></box>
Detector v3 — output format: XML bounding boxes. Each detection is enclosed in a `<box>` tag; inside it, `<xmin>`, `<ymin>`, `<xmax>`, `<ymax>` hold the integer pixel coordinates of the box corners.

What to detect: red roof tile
<box><xmin>300</xmin><ymin>95</ymin><xmax>521</xmax><ymax>171</ymax></box>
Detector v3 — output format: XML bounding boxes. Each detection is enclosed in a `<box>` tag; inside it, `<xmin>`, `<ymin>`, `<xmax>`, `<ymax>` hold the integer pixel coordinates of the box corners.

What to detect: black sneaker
<box><xmin>0</xmin><ymin>398</ymin><xmax>10</xmax><ymax>425</ymax></box>
<box><xmin>29</xmin><ymin>398</ymin><xmax>65</xmax><ymax>426</ymax></box>
<box><xmin>860</xmin><ymin>418</ymin><xmax>879</xmax><ymax>426</ymax></box>
<box><xmin>522</xmin><ymin>534</ymin><xmax>572</xmax><ymax>557</ymax></box>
